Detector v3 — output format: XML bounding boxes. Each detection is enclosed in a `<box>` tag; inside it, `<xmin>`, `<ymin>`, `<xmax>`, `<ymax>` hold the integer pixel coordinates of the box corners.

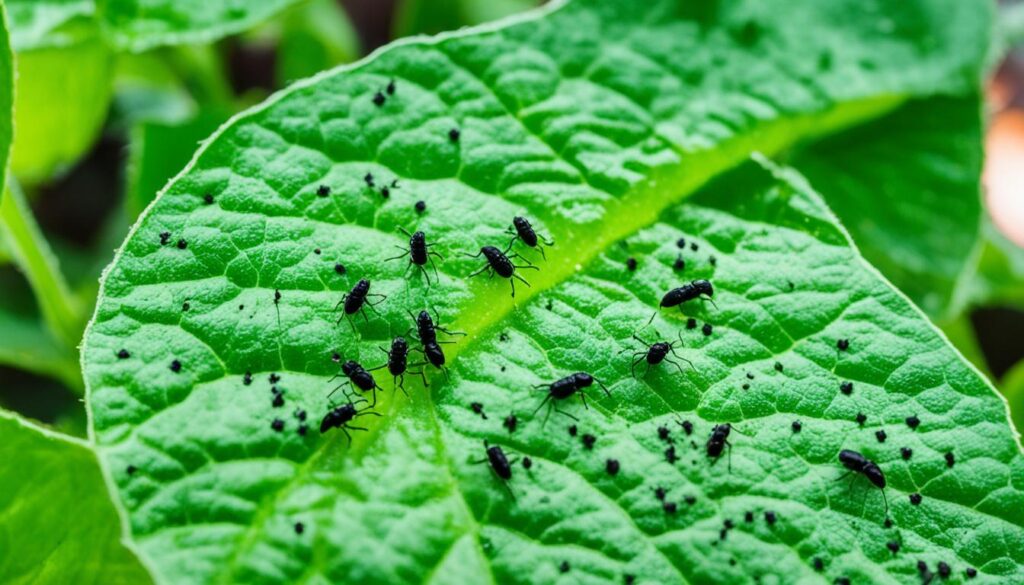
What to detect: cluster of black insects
<box><xmin>135</xmin><ymin>80</ymin><xmax>979</xmax><ymax>582</ymax></box>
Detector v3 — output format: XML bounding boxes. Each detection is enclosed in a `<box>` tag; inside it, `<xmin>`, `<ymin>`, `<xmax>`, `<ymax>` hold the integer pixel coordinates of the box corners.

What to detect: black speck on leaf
<box><xmin>294</xmin><ymin>522</ymin><xmax>304</xmax><ymax>534</ymax></box>
<box><xmin>334</xmin><ymin>263</ymin><xmax>346</xmax><ymax>275</ymax></box>
<box><xmin>159</xmin><ymin>231</ymin><xmax>171</xmax><ymax>245</ymax></box>
<box><xmin>170</xmin><ymin>360</ymin><xmax>181</xmax><ymax>372</ymax></box>
<box><xmin>568</xmin><ymin>425</ymin><xmax>577</xmax><ymax>437</ymax></box>
<box><xmin>791</xmin><ymin>420</ymin><xmax>802</xmax><ymax>433</ymax></box>
<box><xmin>449</xmin><ymin>128</ymin><xmax>460</xmax><ymax>142</ymax></box>
<box><xmin>837</xmin><ymin>338</ymin><xmax>849</xmax><ymax>351</ymax></box>
<box><xmin>316</xmin><ymin>185</ymin><xmax>330</xmax><ymax>197</ymax></box>
<box><xmin>855</xmin><ymin>412</ymin><xmax>867</xmax><ymax>425</ymax></box>
<box><xmin>117</xmin><ymin>349</ymin><xmax>130</xmax><ymax>359</ymax></box>
<box><xmin>626</xmin><ymin>257</ymin><xmax>637</xmax><ymax>271</ymax></box>
<box><xmin>176</xmin><ymin>238</ymin><xmax>187</xmax><ymax>250</ymax></box>
<box><xmin>840</xmin><ymin>381</ymin><xmax>853</xmax><ymax>395</ymax></box>
<box><xmin>686</xmin><ymin>318</ymin><xmax>697</xmax><ymax>329</ymax></box>
<box><xmin>126</xmin><ymin>464</ymin><xmax>137</xmax><ymax>475</ymax></box>
<box><xmin>673</xmin><ymin>256</ymin><xmax>685</xmax><ymax>271</ymax></box>
<box><xmin>676</xmin><ymin>238</ymin><xmax>686</xmax><ymax>248</ymax></box>
<box><xmin>664</xmin><ymin>501</ymin><xmax>677</xmax><ymax>514</ymax></box>
<box><xmin>702</xmin><ymin>323</ymin><xmax>713</xmax><ymax>336</ymax></box>
<box><xmin>582</xmin><ymin>434</ymin><xmax>596</xmax><ymax>449</ymax></box>
<box><xmin>522</xmin><ymin>457</ymin><xmax>532</xmax><ymax>469</ymax></box>
<box><xmin>203</xmin><ymin>193</ymin><xmax>213</xmax><ymax>204</ymax></box>
<box><xmin>559</xmin><ymin>561</ymin><xmax>570</xmax><ymax>573</ymax></box>
<box><xmin>415</xmin><ymin>200</ymin><xmax>426</xmax><ymax>213</ymax></box>
<box><xmin>906</xmin><ymin>415</ymin><xmax>920</xmax><ymax>429</ymax></box>
<box><xmin>901</xmin><ymin>447</ymin><xmax>913</xmax><ymax>460</ymax></box>
<box><xmin>910</xmin><ymin>493</ymin><xmax>923</xmax><ymax>505</ymax></box>
<box><xmin>373</xmin><ymin>91</ymin><xmax>385</xmax><ymax>106</ymax></box>
<box><xmin>875</xmin><ymin>430</ymin><xmax>887</xmax><ymax>443</ymax></box>
<box><xmin>764</xmin><ymin>511</ymin><xmax>777</xmax><ymax>525</ymax></box>
<box><xmin>271</xmin><ymin>418</ymin><xmax>284</xmax><ymax>432</ymax></box>
<box><xmin>606</xmin><ymin>459</ymin><xmax>620</xmax><ymax>475</ymax></box>
<box><xmin>945</xmin><ymin>452</ymin><xmax>955</xmax><ymax>467</ymax></box>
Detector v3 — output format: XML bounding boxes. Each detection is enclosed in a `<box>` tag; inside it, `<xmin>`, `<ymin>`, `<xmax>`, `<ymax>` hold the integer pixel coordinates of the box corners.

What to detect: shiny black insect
<box><xmin>706</xmin><ymin>423</ymin><xmax>733</xmax><ymax>470</ymax></box>
<box><xmin>329</xmin><ymin>360</ymin><xmax>381</xmax><ymax>406</ymax></box>
<box><xmin>837</xmin><ymin>449</ymin><xmax>888</xmax><ymax>516</ymax></box>
<box><xmin>507</xmin><ymin>216</ymin><xmax>554</xmax><ymax>260</ymax></box>
<box><xmin>532</xmin><ymin>372</ymin><xmax>611</xmax><ymax>426</ymax></box>
<box><xmin>465</xmin><ymin>244</ymin><xmax>539</xmax><ymax>297</ymax></box>
<box><xmin>386</xmin><ymin>228</ymin><xmax>443</xmax><ymax>285</ymax></box>
<box><xmin>369</xmin><ymin>337</ymin><xmax>427</xmax><ymax>395</ymax></box>
<box><xmin>649</xmin><ymin>279</ymin><xmax>716</xmax><ymax>324</ymax></box>
<box><xmin>472</xmin><ymin>441</ymin><xmax>517</xmax><ymax>498</ymax></box>
<box><xmin>623</xmin><ymin>330</ymin><xmax>693</xmax><ymax>377</ymax></box>
<box><xmin>408</xmin><ymin>309</ymin><xmax>465</xmax><ymax>380</ymax></box>
<box><xmin>336</xmin><ymin>279</ymin><xmax>387</xmax><ymax>331</ymax></box>
<box><xmin>319</xmin><ymin>398</ymin><xmax>381</xmax><ymax>444</ymax></box>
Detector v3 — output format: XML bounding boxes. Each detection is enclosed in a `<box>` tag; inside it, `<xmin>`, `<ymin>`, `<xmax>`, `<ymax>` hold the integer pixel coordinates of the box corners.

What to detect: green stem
<box><xmin>0</xmin><ymin>181</ymin><xmax>83</xmax><ymax>349</ymax></box>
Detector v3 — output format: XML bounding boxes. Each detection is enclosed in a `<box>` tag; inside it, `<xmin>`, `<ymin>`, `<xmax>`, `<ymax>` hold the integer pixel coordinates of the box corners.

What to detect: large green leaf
<box><xmin>0</xmin><ymin>410</ymin><xmax>151</xmax><ymax>584</ymax></box>
<box><xmin>84</xmin><ymin>0</ymin><xmax>1020</xmax><ymax>583</ymax></box>
<box><xmin>960</xmin><ymin>220</ymin><xmax>1024</xmax><ymax>312</ymax></box>
<box><xmin>97</xmin><ymin>0</ymin><xmax>303</xmax><ymax>52</ymax></box>
<box><xmin>793</xmin><ymin>97</ymin><xmax>983</xmax><ymax>320</ymax></box>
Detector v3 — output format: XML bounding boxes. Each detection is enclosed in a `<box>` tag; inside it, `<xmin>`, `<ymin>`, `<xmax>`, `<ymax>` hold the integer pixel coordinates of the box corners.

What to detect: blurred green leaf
<box><xmin>1004</xmin><ymin>359</ymin><xmax>1024</xmax><ymax>440</ymax></box>
<box><xmin>0</xmin><ymin>1</ymin><xmax>12</xmax><ymax>208</ymax></box>
<box><xmin>5</xmin><ymin>0</ymin><xmax>95</xmax><ymax>50</ymax></box>
<box><xmin>97</xmin><ymin>0</ymin><xmax>304</xmax><ymax>52</ymax></box>
<box><xmin>274</xmin><ymin>0</ymin><xmax>359</xmax><ymax>86</ymax></box>
<box><xmin>394</xmin><ymin>0</ymin><xmax>537</xmax><ymax>37</ymax></box>
<box><xmin>0</xmin><ymin>409</ymin><xmax>151</xmax><ymax>584</ymax></box>
<box><xmin>110</xmin><ymin>51</ymin><xmax>197</xmax><ymax>128</ymax></box>
<box><xmin>126</xmin><ymin>109</ymin><xmax>230</xmax><ymax>218</ymax></box>
<box><xmin>794</xmin><ymin>97</ymin><xmax>983</xmax><ymax>320</ymax></box>
<box><xmin>960</xmin><ymin>219</ymin><xmax>1024</xmax><ymax>311</ymax></box>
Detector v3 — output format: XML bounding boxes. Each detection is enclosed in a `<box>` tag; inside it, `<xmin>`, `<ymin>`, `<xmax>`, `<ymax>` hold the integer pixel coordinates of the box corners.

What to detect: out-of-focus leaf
<box><xmin>10</xmin><ymin>30</ymin><xmax>114</xmax><ymax>183</ymax></box>
<box><xmin>110</xmin><ymin>51</ymin><xmax>197</xmax><ymax>128</ymax></box>
<box><xmin>938</xmin><ymin>314</ymin><xmax>991</xmax><ymax>378</ymax></box>
<box><xmin>1004</xmin><ymin>359</ymin><xmax>1024</xmax><ymax>440</ymax></box>
<box><xmin>960</xmin><ymin>220</ymin><xmax>1024</xmax><ymax>311</ymax></box>
<box><xmin>126</xmin><ymin>109</ymin><xmax>230</xmax><ymax>218</ymax></box>
<box><xmin>275</xmin><ymin>0</ymin><xmax>359</xmax><ymax>86</ymax></box>
<box><xmin>393</xmin><ymin>0</ymin><xmax>536</xmax><ymax>38</ymax></box>
<box><xmin>97</xmin><ymin>0</ymin><xmax>303</xmax><ymax>52</ymax></box>
<box><xmin>5</xmin><ymin>0</ymin><xmax>95</xmax><ymax>50</ymax></box>
<box><xmin>794</xmin><ymin>97</ymin><xmax>983</xmax><ymax>320</ymax></box>
<box><xmin>0</xmin><ymin>1</ymin><xmax>12</xmax><ymax>208</ymax></box>
<box><xmin>0</xmin><ymin>409</ymin><xmax>152</xmax><ymax>584</ymax></box>
<box><xmin>0</xmin><ymin>272</ymin><xmax>79</xmax><ymax>389</ymax></box>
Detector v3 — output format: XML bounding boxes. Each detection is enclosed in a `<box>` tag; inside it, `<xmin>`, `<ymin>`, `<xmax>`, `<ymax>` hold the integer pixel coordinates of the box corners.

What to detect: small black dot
<box><xmin>522</xmin><ymin>457</ymin><xmax>532</xmax><ymax>469</ymax></box>
<box><xmin>855</xmin><ymin>412</ymin><xmax>867</xmax><ymax>425</ymax></box>
<box><xmin>297</xmin><ymin>424</ymin><xmax>308</xmax><ymax>436</ymax></box>
<box><xmin>182</xmin><ymin>301</ymin><xmax>190</xmax><ymax>312</ymax></box>
<box><xmin>126</xmin><ymin>464</ymin><xmax>137</xmax><ymax>475</ymax></box>
<box><xmin>117</xmin><ymin>349</ymin><xmax>130</xmax><ymax>359</ymax></box>
<box><xmin>316</xmin><ymin>185</ymin><xmax>331</xmax><ymax>197</ymax></box>
<box><xmin>270</xmin><ymin>373</ymin><xmax>281</xmax><ymax>383</ymax></box>
<box><xmin>314</xmin><ymin>248</ymin><xmax>321</xmax><ymax>255</ymax></box>
<box><xmin>334</xmin><ymin>263</ymin><xmax>346</xmax><ymax>275</ymax></box>
<box><xmin>663</xmin><ymin>501</ymin><xmax>677</xmax><ymax>514</ymax></box>
<box><xmin>744</xmin><ymin>511</ymin><xmax>754</xmax><ymax>523</ymax></box>
<box><xmin>626</xmin><ymin>257</ymin><xmax>637</xmax><ymax>271</ymax></box>
<box><xmin>937</xmin><ymin>562</ymin><xmax>951</xmax><ymax>578</ymax></box>
<box><xmin>701</xmin><ymin>323</ymin><xmax>713</xmax><ymax>336</ymax></box>
<box><xmin>686</xmin><ymin>318</ymin><xmax>697</xmax><ymax>329</ymax></box>
<box><xmin>791</xmin><ymin>420</ymin><xmax>802</xmax><ymax>433</ymax></box>
<box><xmin>741</xmin><ymin>383</ymin><xmax>750</xmax><ymax>390</ymax></box>
<box><xmin>909</xmin><ymin>493</ymin><xmax>922</xmax><ymax>505</ymax></box>
<box><xmin>901</xmin><ymin>447</ymin><xmax>913</xmax><ymax>460</ymax></box>
<box><xmin>295</xmin><ymin>409</ymin><xmax>307</xmax><ymax>421</ymax></box>
<box><xmin>386</xmin><ymin>79</ymin><xmax>396</xmax><ymax>95</ymax></box>
<box><xmin>837</xmin><ymin>338</ymin><xmax>849</xmax><ymax>351</ymax></box>
<box><xmin>364</xmin><ymin>172</ymin><xmax>375</xmax><ymax>187</ymax></box>
<box><xmin>624</xmin><ymin>575</ymin><xmax>635</xmax><ymax>585</ymax></box>
<box><xmin>673</xmin><ymin>256</ymin><xmax>685</xmax><ymax>271</ymax></box>
<box><xmin>774</xmin><ymin>361</ymin><xmax>783</xmax><ymax>372</ymax></box>
<box><xmin>887</xmin><ymin>541</ymin><xmax>900</xmax><ymax>554</ymax></box>
<box><xmin>836</xmin><ymin>578</ymin><xmax>850</xmax><ymax>585</ymax></box>
<box><xmin>331</xmin><ymin>352</ymin><xmax>341</xmax><ymax>362</ymax></box>
<box><xmin>159</xmin><ymin>231</ymin><xmax>171</xmax><ymax>245</ymax></box>
<box><xmin>875</xmin><ymin>430</ymin><xmax>887</xmax><ymax>443</ymax></box>
<box><xmin>812</xmin><ymin>557</ymin><xmax>824</xmax><ymax>572</ymax></box>
<box><xmin>664</xmin><ymin>445</ymin><xmax>678</xmax><ymax>464</ymax></box>
<box><xmin>415</xmin><ymin>200</ymin><xmax>426</xmax><ymax>213</ymax></box>
<box><xmin>470</xmin><ymin>402</ymin><xmax>486</xmax><ymax>418</ymax></box>
<box><xmin>680</xmin><ymin>420</ymin><xmax>693</xmax><ymax>435</ymax></box>
<box><xmin>272</xmin><ymin>393</ymin><xmax>285</xmax><ymax>408</ymax></box>
<box><xmin>764</xmin><ymin>511</ymin><xmax>777</xmax><ymax>525</ymax></box>
<box><xmin>243</xmin><ymin>371</ymin><xmax>252</xmax><ymax>385</ymax></box>
<box><xmin>582</xmin><ymin>434</ymin><xmax>596</xmax><ymax>450</ymax></box>
<box><xmin>373</xmin><ymin>91</ymin><xmax>386</xmax><ymax>106</ymax></box>
<box><xmin>945</xmin><ymin>452</ymin><xmax>955</xmax><ymax>468</ymax></box>
<box><xmin>684</xmin><ymin>495</ymin><xmax>696</xmax><ymax>505</ymax></box>
<box><xmin>294</xmin><ymin>522</ymin><xmax>304</xmax><ymax>534</ymax></box>
<box><xmin>840</xmin><ymin>381</ymin><xmax>853</xmax><ymax>395</ymax></box>
<box><xmin>271</xmin><ymin>418</ymin><xmax>285</xmax><ymax>432</ymax></box>
<box><xmin>690</xmin><ymin>242</ymin><xmax>699</xmax><ymax>251</ymax></box>
<box><xmin>176</xmin><ymin>238</ymin><xmax>187</xmax><ymax>250</ymax></box>
<box><xmin>655</xmin><ymin>487</ymin><xmax>667</xmax><ymax>500</ymax></box>
<box><xmin>884</xmin><ymin>518</ymin><xmax>893</xmax><ymax>528</ymax></box>
<box><xmin>676</xmin><ymin>238</ymin><xmax>686</xmax><ymax>248</ymax></box>
<box><xmin>559</xmin><ymin>561</ymin><xmax>570</xmax><ymax>573</ymax></box>
<box><xmin>449</xmin><ymin>128</ymin><xmax>460</xmax><ymax>142</ymax></box>
<box><xmin>966</xmin><ymin>567</ymin><xmax>977</xmax><ymax>578</ymax></box>
<box><xmin>905</xmin><ymin>415</ymin><xmax>920</xmax><ymax>429</ymax></box>
<box><xmin>203</xmin><ymin>193</ymin><xmax>214</xmax><ymax>204</ymax></box>
<box><xmin>568</xmin><ymin>425</ymin><xmax>577</xmax><ymax>437</ymax></box>
<box><xmin>170</xmin><ymin>360</ymin><xmax>182</xmax><ymax>372</ymax></box>
<box><xmin>606</xmin><ymin>459</ymin><xmax>620</xmax><ymax>475</ymax></box>
<box><xmin>745</xmin><ymin>372</ymin><xmax>754</xmax><ymax>380</ymax></box>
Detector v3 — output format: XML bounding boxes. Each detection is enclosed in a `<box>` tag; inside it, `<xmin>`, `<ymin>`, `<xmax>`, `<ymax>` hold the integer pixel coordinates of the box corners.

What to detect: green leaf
<box><xmin>793</xmin><ymin>97</ymin><xmax>983</xmax><ymax>320</ymax></box>
<box><xmin>960</xmin><ymin>220</ymin><xmax>1024</xmax><ymax>311</ymax></box>
<box><xmin>393</xmin><ymin>0</ymin><xmax>537</xmax><ymax>38</ymax></box>
<box><xmin>0</xmin><ymin>1</ymin><xmax>13</xmax><ymax>204</ymax></box>
<box><xmin>1004</xmin><ymin>359</ymin><xmax>1024</xmax><ymax>441</ymax></box>
<box><xmin>263</xmin><ymin>0</ymin><xmax>360</xmax><ymax>87</ymax></box>
<box><xmin>84</xmin><ymin>0</ymin><xmax>1019</xmax><ymax>582</ymax></box>
<box><xmin>5</xmin><ymin>0</ymin><xmax>95</xmax><ymax>51</ymax></box>
<box><xmin>125</xmin><ymin>109</ymin><xmax>231</xmax><ymax>218</ymax></box>
<box><xmin>0</xmin><ymin>409</ymin><xmax>151</xmax><ymax>584</ymax></box>
<box><xmin>97</xmin><ymin>0</ymin><xmax>304</xmax><ymax>52</ymax></box>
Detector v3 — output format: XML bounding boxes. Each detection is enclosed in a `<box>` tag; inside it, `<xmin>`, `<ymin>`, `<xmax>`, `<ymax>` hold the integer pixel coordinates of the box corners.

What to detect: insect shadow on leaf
<box><xmin>335</xmin><ymin>278</ymin><xmax>387</xmax><ymax>332</ymax></box>
<box><xmin>464</xmin><ymin>243</ymin><xmax>539</xmax><ymax>297</ymax></box>
<box><xmin>532</xmin><ymin>372</ymin><xmax>611</xmax><ymax>427</ymax></box>
<box><xmin>507</xmin><ymin>216</ymin><xmax>554</xmax><ymax>260</ymax></box>
<box><xmin>620</xmin><ymin>328</ymin><xmax>694</xmax><ymax>377</ymax></box>
<box><xmin>385</xmin><ymin>227</ymin><xmax>444</xmax><ymax>285</ymax></box>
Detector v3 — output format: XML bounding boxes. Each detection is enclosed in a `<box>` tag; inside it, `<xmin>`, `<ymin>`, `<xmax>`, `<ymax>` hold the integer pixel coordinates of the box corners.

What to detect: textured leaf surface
<box><xmin>83</xmin><ymin>0</ymin><xmax>1021</xmax><ymax>583</ymax></box>
<box><xmin>98</xmin><ymin>0</ymin><xmax>302</xmax><ymax>52</ymax></box>
<box><xmin>0</xmin><ymin>410</ymin><xmax>151</xmax><ymax>584</ymax></box>
<box><xmin>794</xmin><ymin>97</ymin><xmax>983</xmax><ymax>320</ymax></box>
